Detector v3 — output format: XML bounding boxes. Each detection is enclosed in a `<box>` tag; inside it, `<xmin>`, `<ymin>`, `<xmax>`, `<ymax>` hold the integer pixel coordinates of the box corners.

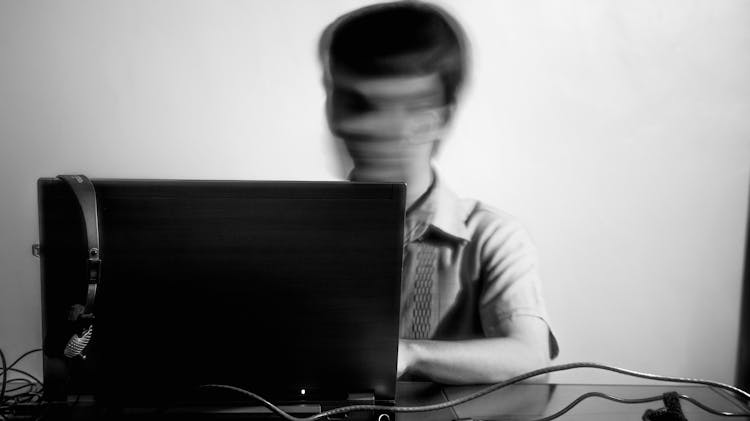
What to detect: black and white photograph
<box><xmin>1</xmin><ymin>1</ymin><xmax>749</xmax><ymax>420</ymax></box>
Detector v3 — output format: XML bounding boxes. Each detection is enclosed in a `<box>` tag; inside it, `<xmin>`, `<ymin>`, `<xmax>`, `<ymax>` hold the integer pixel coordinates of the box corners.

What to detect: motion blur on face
<box><xmin>319</xmin><ymin>2</ymin><xmax>468</xmax><ymax>182</ymax></box>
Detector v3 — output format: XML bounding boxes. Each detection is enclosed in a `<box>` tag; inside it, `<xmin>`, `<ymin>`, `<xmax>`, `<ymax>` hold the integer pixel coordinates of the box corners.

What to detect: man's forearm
<box><xmin>402</xmin><ymin>337</ymin><xmax>550</xmax><ymax>385</ymax></box>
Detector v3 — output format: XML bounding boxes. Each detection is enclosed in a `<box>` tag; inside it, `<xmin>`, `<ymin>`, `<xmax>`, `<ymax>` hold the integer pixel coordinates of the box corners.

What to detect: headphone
<box><xmin>57</xmin><ymin>174</ymin><xmax>101</xmax><ymax>359</ymax></box>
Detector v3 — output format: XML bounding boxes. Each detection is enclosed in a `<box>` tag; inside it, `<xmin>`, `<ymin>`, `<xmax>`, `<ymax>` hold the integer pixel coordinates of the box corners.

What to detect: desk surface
<box><xmin>396</xmin><ymin>382</ymin><xmax>750</xmax><ymax>421</ymax></box>
<box><xmin>13</xmin><ymin>383</ymin><xmax>749</xmax><ymax>421</ymax></box>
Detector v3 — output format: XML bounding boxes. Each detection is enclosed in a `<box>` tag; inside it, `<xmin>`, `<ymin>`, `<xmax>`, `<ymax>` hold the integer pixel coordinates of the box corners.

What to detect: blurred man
<box><xmin>319</xmin><ymin>1</ymin><xmax>558</xmax><ymax>384</ymax></box>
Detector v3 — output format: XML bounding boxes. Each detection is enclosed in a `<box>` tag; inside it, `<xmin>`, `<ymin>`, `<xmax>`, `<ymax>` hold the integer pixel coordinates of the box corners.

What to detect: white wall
<box><xmin>1</xmin><ymin>0</ymin><xmax>748</xmax><ymax>386</ymax></box>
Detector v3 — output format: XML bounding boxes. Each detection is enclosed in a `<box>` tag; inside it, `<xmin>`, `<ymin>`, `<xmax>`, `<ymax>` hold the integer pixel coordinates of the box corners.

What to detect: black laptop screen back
<box><xmin>38</xmin><ymin>179</ymin><xmax>405</xmax><ymax>405</ymax></box>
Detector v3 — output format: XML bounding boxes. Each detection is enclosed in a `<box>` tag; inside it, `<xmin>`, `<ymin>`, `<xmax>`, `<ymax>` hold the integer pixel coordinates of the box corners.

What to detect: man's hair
<box><xmin>319</xmin><ymin>1</ymin><xmax>470</xmax><ymax>106</ymax></box>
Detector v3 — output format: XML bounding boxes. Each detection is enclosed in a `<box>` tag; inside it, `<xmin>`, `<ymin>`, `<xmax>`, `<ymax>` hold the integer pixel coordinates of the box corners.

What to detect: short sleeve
<box><xmin>474</xmin><ymin>209</ymin><xmax>560</xmax><ymax>359</ymax></box>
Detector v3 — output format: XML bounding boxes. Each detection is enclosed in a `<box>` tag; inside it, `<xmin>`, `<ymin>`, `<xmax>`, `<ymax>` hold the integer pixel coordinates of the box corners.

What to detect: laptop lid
<box><xmin>38</xmin><ymin>178</ymin><xmax>405</xmax><ymax>406</ymax></box>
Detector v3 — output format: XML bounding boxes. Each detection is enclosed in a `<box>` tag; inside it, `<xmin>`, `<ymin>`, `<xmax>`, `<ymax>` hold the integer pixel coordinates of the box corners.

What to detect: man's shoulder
<box><xmin>455</xmin><ymin>197</ymin><xmax>539</xmax><ymax>266</ymax></box>
<box><xmin>460</xmin><ymin>197</ymin><xmax>528</xmax><ymax>236</ymax></box>
<box><xmin>428</xmin><ymin>176</ymin><xmax>530</xmax><ymax>243</ymax></box>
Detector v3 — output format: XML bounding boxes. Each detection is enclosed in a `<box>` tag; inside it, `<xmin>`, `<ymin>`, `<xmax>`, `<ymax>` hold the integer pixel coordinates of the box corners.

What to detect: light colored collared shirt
<box><xmin>400</xmin><ymin>174</ymin><xmax>559</xmax><ymax>358</ymax></box>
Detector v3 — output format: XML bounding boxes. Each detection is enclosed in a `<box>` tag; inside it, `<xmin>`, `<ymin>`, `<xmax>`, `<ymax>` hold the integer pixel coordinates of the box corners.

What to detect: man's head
<box><xmin>319</xmin><ymin>1</ymin><xmax>469</xmax><ymax>181</ymax></box>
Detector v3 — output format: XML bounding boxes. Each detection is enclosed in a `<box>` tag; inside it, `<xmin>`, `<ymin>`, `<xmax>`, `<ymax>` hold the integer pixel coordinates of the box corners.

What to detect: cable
<box><xmin>679</xmin><ymin>394</ymin><xmax>750</xmax><ymax>418</ymax></box>
<box><xmin>442</xmin><ymin>392</ymin><xmax>750</xmax><ymax>421</ymax></box>
<box><xmin>7</xmin><ymin>349</ymin><xmax>41</xmax><ymax>371</ymax></box>
<box><xmin>5</xmin><ymin>380</ymin><xmax>35</xmax><ymax>394</ymax></box>
<box><xmin>3</xmin><ymin>380</ymin><xmax>39</xmax><ymax>399</ymax></box>
<box><xmin>0</xmin><ymin>349</ymin><xmax>6</xmax><ymax>406</ymax></box>
<box><xmin>201</xmin><ymin>362</ymin><xmax>750</xmax><ymax>421</ymax></box>
<box><xmin>4</xmin><ymin>368</ymin><xmax>42</xmax><ymax>387</ymax></box>
<box><xmin>1</xmin><ymin>348</ymin><xmax>45</xmax><ymax>421</ymax></box>
<box><xmin>524</xmin><ymin>391</ymin><xmax>664</xmax><ymax>421</ymax></box>
<box><xmin>2</xmin><ymin>347</ymin><xmax>749</xmax><ymax>421</ymax></box>
<box><xmin>1</xmin><ymin>348</ymin><xmax>43</xmax><ymax>401</ymax></box>
<box><xmin>520</xmin><ymin>392</ymin><xmax>750</xmax><ymax>421</ymax></box>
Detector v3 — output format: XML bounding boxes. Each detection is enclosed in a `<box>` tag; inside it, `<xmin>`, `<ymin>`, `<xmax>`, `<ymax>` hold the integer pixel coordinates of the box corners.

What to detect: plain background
<box><xmin>0</xmin><ymin>0</ymin><xmax>748</xmax><ymax>386</ymax></box>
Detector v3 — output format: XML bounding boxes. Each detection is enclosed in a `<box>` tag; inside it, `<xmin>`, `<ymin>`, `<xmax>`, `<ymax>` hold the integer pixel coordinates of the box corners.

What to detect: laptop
<box><xmin>38</xmin><ymin>178</ymin><xmax>405</xmax><ymax>416</ymax></box>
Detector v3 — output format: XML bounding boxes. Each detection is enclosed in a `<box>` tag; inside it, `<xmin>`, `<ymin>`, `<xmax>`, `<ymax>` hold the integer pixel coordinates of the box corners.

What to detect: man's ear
<box><xmin>321</xmin><ymin>74</ymin><xmax>333</xmax><ymax>93</ymax></box>
<box><xmin>431</xmin><ymin>139</ymin><xmax>442</xmax><ymax>157</ymax></box>
<box><xmin>322</xmin><ymin>76</ymin><xmax>337</xmax><ymax>125</ymax></box>
<box><xmin>430</xmin><ymin>103</ymin><xmax>457</xmax><ymax>157</ymax></box>
<box><xmin>324</xmin><ymin>94</ymin><xmax>336</xmax><ymax>133</ymax></box>
<box><xmin>442</xmin><ymin>102</ymin><xmax>457</xmax><ymax>126</ymax></box>
<box><xmin>412</xmin><ymin>101</ymin><xmax>456</xmax><ymax>137</ymax></box>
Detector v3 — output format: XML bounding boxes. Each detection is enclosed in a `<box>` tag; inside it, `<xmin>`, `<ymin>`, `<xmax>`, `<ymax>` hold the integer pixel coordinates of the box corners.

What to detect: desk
<box><xmin>9</xmin><ymin>383</ymin><xmax>749</xmax><ymax>420</ymax></box>
<box><xmin>396</xmin><ymin>382</ymin><xmax>750</xmax><ymax>421</ymax></box>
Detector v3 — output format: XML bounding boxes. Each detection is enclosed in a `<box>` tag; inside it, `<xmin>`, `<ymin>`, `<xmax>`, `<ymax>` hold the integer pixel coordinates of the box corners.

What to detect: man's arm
<box><xmin>398</xmin><ymin>314</ymin><xmax>551</xmax><ymax>384</ymax></box>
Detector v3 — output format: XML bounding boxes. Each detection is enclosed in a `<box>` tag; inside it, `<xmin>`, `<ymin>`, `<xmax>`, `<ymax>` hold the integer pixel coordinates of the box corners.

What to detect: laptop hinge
<box><xmin>347</xmin><ymin>392</ymin><xmax>375</xmax><ymax>402</ymax></box>
<box><xmin>346</xmin><ymin>392</ymin><xmax>394</xmax><ymax>421</ymax></box>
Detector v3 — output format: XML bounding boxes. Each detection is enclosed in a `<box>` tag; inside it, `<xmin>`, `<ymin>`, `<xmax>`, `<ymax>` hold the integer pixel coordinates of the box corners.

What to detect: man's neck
<box><xmin>349</xmin><ymin>163</ymin><xmax>434</xmax><ymax>210</ymax></box>
<box><xmin>404</xmin><ymin>166</ymin><xmax>434</xmax><ymax>211</ymax></box>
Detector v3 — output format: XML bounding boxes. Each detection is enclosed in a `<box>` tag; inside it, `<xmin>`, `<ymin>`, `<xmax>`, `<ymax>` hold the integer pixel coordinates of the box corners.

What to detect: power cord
<box><xmin>200</xmin><ymin>362</ymin><xmax>750</xmax><ymax>421</ymax></box>
<box><xmin>460</xmin><ymin>390</ymin><xmax>748</xmax><ymax>421</ymax></box>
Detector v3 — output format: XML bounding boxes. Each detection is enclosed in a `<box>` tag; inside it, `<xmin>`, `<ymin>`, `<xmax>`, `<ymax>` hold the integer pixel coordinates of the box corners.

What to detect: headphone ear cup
<box><xmin>68</xmin><ymin>304</ymin><xmax>86</xmax><ymax>321</ymax></box>
<box><xmin>64</xmin><ymin>304</ymin><xmax>94</xmax><ymax>358</ymax></box>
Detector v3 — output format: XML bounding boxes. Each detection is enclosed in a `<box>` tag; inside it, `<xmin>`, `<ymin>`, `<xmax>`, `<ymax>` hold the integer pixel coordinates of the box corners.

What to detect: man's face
<box><xmin>326</xmin><ymin>71</ymin><xmax>449</xmax><ymax>182</ymax></box>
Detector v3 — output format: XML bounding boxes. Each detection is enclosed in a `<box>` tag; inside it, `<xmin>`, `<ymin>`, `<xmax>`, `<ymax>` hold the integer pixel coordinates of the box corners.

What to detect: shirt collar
<box><xmin>405</xmin><ymin>172</ymin><xmax>471</xmax><ymax>243</ymax></box>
